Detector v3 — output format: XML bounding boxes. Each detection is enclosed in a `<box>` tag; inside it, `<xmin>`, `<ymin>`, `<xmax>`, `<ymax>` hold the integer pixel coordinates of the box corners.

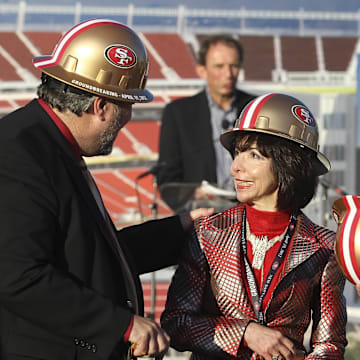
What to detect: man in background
<box><xmin>157</xmin><ymin>34</ymin><xmax>255</xmax><ymax>211</ymax></box>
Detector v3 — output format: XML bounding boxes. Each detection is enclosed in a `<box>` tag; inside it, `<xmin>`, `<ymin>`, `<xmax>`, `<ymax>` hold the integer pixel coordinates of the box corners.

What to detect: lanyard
<box><xmin>241</xmin><ymin>208</ymin><xmax>297</xmax><ymax>324</ymax></box>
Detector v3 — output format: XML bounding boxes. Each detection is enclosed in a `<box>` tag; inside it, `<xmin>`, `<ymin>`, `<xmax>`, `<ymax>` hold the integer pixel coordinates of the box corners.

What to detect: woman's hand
<box><xmin>244</xmin><ymin>322</ymin><xmax>297</xmax><ymax>360</ymax></box>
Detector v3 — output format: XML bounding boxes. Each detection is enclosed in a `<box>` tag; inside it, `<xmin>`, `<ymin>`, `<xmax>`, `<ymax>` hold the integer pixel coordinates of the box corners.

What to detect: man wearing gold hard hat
<box><xmin>0</xmin><ymin>18</ymin><xmax>213</xmax><ymax>360</ymax></box>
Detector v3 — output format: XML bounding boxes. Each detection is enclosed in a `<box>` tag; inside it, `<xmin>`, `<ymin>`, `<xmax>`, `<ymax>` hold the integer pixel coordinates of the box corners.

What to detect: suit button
<box><xmin>80</xmin><ymin>339</ymin><xmax>85</xmax><ymax>347</ymax></box>
<box><xmin>126</xmin><ymin>299</ymin><xmax>133</xmax><ymax>310</ymax></box>
<box><xmin>91</xmin><ymin>344</ymin><xmax>97</xmax><ymax>353</ymax></box>
<box><xmin>74</xmin><ymin>338</ymin><xmax>80</xmax><ymax>345</ymax></box>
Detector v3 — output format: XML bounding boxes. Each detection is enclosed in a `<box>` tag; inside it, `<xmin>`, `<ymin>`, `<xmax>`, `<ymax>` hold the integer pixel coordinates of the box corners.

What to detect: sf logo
<box><xmin>300</xmin><ymin>108</ymin><xmax>312</xmax><ymax>125</ymax></box>
<box><xmin>292</xmin><ymin>105</ymin><xmax>315</xmax><ymax>126</ymax></box>
<box><xmin>105</xmin><ymin>45</ymin><xmax>137</xmax><ymax>68</ymax></box>
<box><xmin>114</xmin><ymin>48</ymin><xmax>133</xmax><ymax>66</ymax></box>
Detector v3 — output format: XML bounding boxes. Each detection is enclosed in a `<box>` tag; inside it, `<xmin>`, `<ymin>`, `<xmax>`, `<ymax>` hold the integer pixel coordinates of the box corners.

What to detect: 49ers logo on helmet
<box><xmin>291</xmin><ymin>105</ymin><xmax>315</xmax><ymax>127</ymax></box>
<box><xmin>104</xmin><ymin>44</ymin><xmax>137</xmax><ymax>68</ymax></box>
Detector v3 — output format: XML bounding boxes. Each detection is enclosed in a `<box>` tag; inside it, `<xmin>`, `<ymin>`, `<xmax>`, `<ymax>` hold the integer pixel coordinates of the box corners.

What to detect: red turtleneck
<box><xmin>245</xmin><ymin>203</ymin><xmax>293</xmax><ymax>311</ymax></box>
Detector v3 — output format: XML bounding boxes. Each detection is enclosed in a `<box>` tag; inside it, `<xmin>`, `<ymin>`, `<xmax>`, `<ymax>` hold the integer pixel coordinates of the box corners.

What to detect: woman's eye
<box><xmin>250</xmin><ymin>151</ymin><xmax>261</xmax><ymax>159</ymax></box>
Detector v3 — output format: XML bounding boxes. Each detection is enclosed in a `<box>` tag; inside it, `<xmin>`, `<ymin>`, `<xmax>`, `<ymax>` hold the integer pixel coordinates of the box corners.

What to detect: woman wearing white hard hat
<box><xmin>161</xmin><ymin>93</ymin><xmax>347</xmax><ymax>359</ymax></box>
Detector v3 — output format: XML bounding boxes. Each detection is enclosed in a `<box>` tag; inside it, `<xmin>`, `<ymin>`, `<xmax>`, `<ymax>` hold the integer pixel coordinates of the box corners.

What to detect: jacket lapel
<box><xmin>197</xmin><ymin>91</ymin><xmax>217</xmax><ymax>174</ymax></box>
<box><xmin>196</xmin><ymin>205</ymin><xmax>257</xmax><ymax>320</ymax></box>
<box><xmin>277</xmin><ymin>213</ymin><xmax>326</xmax><ymax>283</ymax></box>
<box><xmin>264</xmin><ymin>213</ymin><xmax>335</xmax><ymax>317</ymax></box>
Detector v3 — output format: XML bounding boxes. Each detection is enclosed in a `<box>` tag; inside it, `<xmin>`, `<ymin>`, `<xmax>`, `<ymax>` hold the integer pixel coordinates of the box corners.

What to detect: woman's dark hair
<box><xmin>232</xmin><ymin>132</ymin><xmax>319</xmax><ymax>210</ymax></box>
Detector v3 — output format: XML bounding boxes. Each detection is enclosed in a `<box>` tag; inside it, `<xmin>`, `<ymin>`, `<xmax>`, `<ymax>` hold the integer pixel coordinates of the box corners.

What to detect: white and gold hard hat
<box><xmin>220</xmin><ymin>93</ymin><xmax>330</xmax><ymax>175</ymax></box>
<box><xmin>33</xmin><ymin>18</ymin><xmax>153</xmax><ymax>103</ymax></box>
<box><xmin>332</xmin><ymin>195</ymin><xmax>360</xmax><ymax>284</ymax></box>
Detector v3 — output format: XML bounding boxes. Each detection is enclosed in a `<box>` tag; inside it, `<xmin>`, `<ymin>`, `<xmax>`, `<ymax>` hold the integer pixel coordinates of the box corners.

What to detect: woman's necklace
<box><xmin>246</xmin><ymin>219</ymin><xmax>287</xmax><ymax>270</ymax></box>
<box><xmin>241</xmin><ymin>209</ymin><xmax>297</xmax><ymax>323</ymax></box>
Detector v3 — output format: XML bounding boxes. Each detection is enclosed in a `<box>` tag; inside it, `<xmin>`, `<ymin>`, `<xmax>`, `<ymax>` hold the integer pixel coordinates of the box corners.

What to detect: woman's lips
<box><xmin>235</xmin><ymin>180</ymin><xmax>253</xmax><ymax>189</ymax></box>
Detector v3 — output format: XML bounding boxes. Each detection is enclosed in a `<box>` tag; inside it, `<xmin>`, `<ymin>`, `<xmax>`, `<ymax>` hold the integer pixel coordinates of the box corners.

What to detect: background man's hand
<box><xmin>193</xmin><ymin>187</ymin><xmax>209</xmax><ymax>200</ymax></box>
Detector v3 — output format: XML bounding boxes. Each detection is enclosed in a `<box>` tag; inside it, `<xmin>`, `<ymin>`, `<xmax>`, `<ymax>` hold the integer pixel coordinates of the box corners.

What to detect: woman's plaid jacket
<box><xmin>161</xmin><ymin>204</ymin><xmax>347</xmax><ymax>359</ymax></box>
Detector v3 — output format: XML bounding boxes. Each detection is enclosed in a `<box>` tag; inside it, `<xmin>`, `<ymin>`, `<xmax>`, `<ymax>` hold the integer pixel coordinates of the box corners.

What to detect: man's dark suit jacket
<box><xmin>0</xmin><ymin>99</ymin><xmax>186</xmax><ymax>360</ymax></box>
<box><xmin>157</xmin><ymin>89</ymin><xmax>254</xmax><ymax>209</ymax></box>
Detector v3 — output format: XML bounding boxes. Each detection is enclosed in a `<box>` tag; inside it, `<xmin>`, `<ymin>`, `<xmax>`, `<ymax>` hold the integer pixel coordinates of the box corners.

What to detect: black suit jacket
<box><xmin>157</xmin><ymin>89</ymin><xmax>254</xmax><ymax>208</ymax></box>
<box><xmin>0</xmin><ymin>100</ymin><xmax>186</xmax><ymax>360</ymax></box>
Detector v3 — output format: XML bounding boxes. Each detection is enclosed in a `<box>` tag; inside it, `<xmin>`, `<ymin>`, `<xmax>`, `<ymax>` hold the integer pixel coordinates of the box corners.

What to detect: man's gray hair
<box><xmin>37</xmin><ymin>73</ymin><xmax>97</xmax><ymax>116</ymax></box>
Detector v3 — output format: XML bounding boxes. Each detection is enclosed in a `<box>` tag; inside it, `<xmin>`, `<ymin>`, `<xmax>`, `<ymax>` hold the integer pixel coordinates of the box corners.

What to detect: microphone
<box><xmin>221</xmin><ymin>119</ymin><xmax>232</xmax><ymax>130</ymax></box>
<box><xmin>136</xmin><ymin>162</ymin><xmax>167</xmax><ymax>180</ymax></box>
<box><xmin>200</xmin><ymin>180</ymin><xmax>237</xmax><ymax>199</ymax></box>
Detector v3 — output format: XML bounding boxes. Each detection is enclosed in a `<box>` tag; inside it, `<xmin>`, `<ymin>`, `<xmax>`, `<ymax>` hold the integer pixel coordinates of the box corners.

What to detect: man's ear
<box><xmin>196</xmin><ymin>64</ymin><xmax>207</xmax><ymax>79</ymax></box>
<box><xmin>92</xmin><ymin>97</ymin><xmax>107</xmax><ymax>119</ymax></box>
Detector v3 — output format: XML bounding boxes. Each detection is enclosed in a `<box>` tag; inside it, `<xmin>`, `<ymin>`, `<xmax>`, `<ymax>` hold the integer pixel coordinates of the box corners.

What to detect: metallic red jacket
<box><xmin>161</xmin><ymin>204</ymin><xmax>347</xmax><ymax>359</ymax></box>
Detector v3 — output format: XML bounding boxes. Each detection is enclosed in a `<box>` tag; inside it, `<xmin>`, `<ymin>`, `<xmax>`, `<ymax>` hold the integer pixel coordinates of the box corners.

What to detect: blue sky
<box><xmin>2</xmin><ymin>0</ymin><xmax>360</xmax><ymax>12</ymax></box>
<box><xmin>3</xmin><ymin>0</ymin><xmax>357</xmax><ymax>35</ymax></box>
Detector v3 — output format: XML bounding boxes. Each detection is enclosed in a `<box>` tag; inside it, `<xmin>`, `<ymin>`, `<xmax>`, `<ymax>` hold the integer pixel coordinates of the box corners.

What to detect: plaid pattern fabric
<box><xmin>161</xmin><ymin>204</ymin><xmax>347</xmax><ymax>359</ymax></box>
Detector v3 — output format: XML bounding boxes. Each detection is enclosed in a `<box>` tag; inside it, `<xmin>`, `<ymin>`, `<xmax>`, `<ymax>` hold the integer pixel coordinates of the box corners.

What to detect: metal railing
<box><xmin>0</xmin><ymin>1</ymin><xmax>360</xmax><ymax>36</ymax></box>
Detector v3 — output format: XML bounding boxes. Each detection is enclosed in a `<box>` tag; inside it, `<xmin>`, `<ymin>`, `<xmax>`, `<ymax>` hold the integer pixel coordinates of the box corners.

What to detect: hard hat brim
<box><xmin>220</xmin><ymin>127</ymin><xmax>330</xmax><ymax>175</ymax></box>
<box><xmin>36</xmin><ymin>65</ymin><xmax>153</xmax><ymax>103</ymax></box>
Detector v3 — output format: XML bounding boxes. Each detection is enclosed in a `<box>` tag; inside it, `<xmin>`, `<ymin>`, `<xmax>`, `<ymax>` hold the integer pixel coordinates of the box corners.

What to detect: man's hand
<box><xmin>356</xmin><ymin>283</ymin><xmax>360</xmax><ymax>296</ymax></box>
<box><xmin>190</xmin><ymin>207</ymin><xmax>215</xmax><ymax>221</ymax></box>
<box><xmin>128</xmin><ymin>315</ymin><xmax>170</xmax><ymax>358</ymax></box>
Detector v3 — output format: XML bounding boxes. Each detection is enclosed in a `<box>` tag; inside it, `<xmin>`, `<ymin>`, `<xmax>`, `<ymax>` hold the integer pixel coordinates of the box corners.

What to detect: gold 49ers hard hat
<box><xmin>220</xmin><ymin>93</ymin><xmax>330</xmax><ymax>175</ymax></box>
<box><xmin>33</xmin><ymin>18</ymin><xmax>153</xmax><ymax>103</ymax></box>
<box><xmin>332</xmin><ymin>195</ymin><xmax>360</xmax><ymax>285</ymax></box>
